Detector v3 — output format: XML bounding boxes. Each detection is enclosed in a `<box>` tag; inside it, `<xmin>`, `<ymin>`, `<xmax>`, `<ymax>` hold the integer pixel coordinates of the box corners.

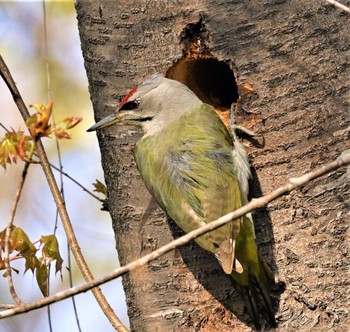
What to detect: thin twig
<box><xmin>48</xmin><ymin>162</ymin><xmax>104</xmax><ymax>202</ymax></box>
<box><xmin>4</xmin><ymin>162</ymin><xmax>30</xmax><ymax>306</ymax></box>
<box><xmin>43</xmin><ymin>0</ymin><xmax>51</xmax><ymax>103</ymax></box>
<box><xmin>42</xmin><ymin>2</ymin><xmax>56</xmax><ymax>330</ymax></box>
<box><xmin>323</xmin><ymin>0</ymin><xmax>350</xmax><ymax>13</ymax></box>
<box><xmin>42</xmin><ymin>1</ymin><xmax>82</xmax><ymax>329</ymax></box>
<box><xmin>4</xmin><ymin>139</ymin><xmax>37</xmax><ymax>305</ymax></box>
<box><xmin>0</xmin><ymin>54</ymin><xmax>129</xmax><ymax>331</ymax></box>
<box><xmin>0</xmin><ymin>151</ymin><xmax>349</xmax><ymax>319</ymax></box>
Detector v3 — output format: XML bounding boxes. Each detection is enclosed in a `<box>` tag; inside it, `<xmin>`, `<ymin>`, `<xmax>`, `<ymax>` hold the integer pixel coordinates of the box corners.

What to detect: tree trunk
<box><xmin>76</xmin><ymin>1</ymin><xmax>350</xmax><ymax>331</ymax></box>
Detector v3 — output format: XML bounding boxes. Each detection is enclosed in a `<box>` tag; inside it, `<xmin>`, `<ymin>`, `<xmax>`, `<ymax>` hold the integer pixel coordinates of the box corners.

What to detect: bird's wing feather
<box><xmin>134</xmin><ymin>104</ymin><xmax>245</xmax><ymax>273</ymax></box>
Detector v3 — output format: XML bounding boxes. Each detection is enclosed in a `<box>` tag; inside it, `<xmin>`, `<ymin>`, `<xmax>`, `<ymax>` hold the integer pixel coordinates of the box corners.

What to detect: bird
<box><xmin>88</xmin><ymin>75</ymin><xmax>275</xmax><ymax>329</ymax></box>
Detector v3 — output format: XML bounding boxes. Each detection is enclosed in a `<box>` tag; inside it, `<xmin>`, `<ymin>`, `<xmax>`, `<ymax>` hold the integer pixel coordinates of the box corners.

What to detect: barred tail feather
<box><xmin>234</xmin><ymin>282</ymin><xmax>261</xmax><ymax>330</ymax></box>
<box><xmin>231</xmin><ymin>258</ymin><xmax>275</xmax><ymax>329</ymax></box>
<box><xmin>231</xmin><ymin>216</ymin><xmax>276</xmax><ymax>329</ymax></box>
<box><xmin>251</xmin><ymin>260</ymin><xmax>276</xmax><ymax>327</ymax></box>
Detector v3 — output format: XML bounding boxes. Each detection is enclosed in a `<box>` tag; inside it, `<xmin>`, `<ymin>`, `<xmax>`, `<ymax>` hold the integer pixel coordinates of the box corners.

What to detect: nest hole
<box><xmin>166</xmin><ymin>58</ymin><xmax>239</xmax><ymax>110</ymax></box>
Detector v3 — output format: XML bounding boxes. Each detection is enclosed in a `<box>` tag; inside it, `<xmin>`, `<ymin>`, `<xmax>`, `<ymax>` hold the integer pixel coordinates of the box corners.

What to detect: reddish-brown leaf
<box><xmin>64</xmin><ymin>116</ymin><xmax>83</xmax><ymax>129</ymax></box>
<box><xmin>54</xmin><ymin>128</ymin><xmax>71</xmax><ymax>139</ymax></box>
<box><xmin>26</xmin><ymin>101</ymin><xmax>53</xmax><ymax>138</ymax></box>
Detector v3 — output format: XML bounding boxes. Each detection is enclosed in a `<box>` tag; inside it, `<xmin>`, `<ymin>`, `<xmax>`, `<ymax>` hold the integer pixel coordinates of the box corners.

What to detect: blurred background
<box><xmin>0</xmin><ymin>0</ymin><xmax>129</xmax><ymax>331</ymax></box>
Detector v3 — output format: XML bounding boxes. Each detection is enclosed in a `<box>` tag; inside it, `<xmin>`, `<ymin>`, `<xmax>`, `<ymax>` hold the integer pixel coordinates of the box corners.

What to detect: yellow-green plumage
<box><xmin>134</xmin><ymin>104</ymin><xmax>274</xmax><ymax>328</ymax></box>
<box><xmin>135</xmin><ymin>105</ymin><xmax>242</xmax><ymax>253</ymax></box>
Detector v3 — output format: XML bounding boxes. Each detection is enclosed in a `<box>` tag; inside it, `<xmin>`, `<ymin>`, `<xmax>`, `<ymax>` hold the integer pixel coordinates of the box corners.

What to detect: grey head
<box><xmin>87</xmin><ymin>75</ymin><xmax>202</xmax><ymax>136</ymax></box>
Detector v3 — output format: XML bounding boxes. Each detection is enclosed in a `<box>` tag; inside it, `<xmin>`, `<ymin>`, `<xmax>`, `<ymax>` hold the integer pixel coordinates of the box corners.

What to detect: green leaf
<box><xmin>55</xmin><ymin>256</ymin><xmax>63</xmax><ymax>278</ymax></box>
<box><xmin>0</xmin><ymin>130</ymin><xmax>33</xmax><ymax>169</ymax></box>
<box><xmin>0</xmin><ymin>226</ymin><xmax>38</xmax><ymax>274</ymax></box>
<box><xmin>93</xmin><ymin>179</ymin><xmax>108</xmax><ymax>197</ymax></box>
<box><xmin>36</xmin><ymin>259</ymin><xmax>49</xmax><ymax>297</ymax></box>
<box><xmin>0</xmin><ymin>132</ymin><xmax>17</xmax><ymax>169</ymax></box>
<box><xmin>10</xmin><ymin>227</ymin><xmax>38</xmax><ymax>273</ymax></box>
<box><xmin>10</xmin><ymin>227</ymin><xmax>37</xmax><ymax>254</ymax></box>
<box><xmin>2</xmin><ymin>266</ymin><xmax>20</xmax><ymax>276</ymax></box>
<box><xmin>23</xmin><ymin>251</ymin><xmax>40</xmax><ymax>273</ymax></box>
<box><xmin>0</xmin><ymin>226</ymin><xmax>16</xmax><ymax>253</ymax></box>
<box><xmin>40</xmin><ymin>235</ymin><xmax>63</xmax><ymax>275</ymax></box>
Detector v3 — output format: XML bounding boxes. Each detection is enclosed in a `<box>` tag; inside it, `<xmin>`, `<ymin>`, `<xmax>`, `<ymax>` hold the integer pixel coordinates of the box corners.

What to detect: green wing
<box><xmin>134</xmin><ymin>104</ymin><xmax>244</xmax><ymax>272</ymax></box>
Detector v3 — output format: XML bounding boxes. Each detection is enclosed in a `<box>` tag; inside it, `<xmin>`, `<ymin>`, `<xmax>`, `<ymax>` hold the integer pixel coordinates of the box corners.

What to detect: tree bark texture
<box><xmin>76</xmin><ymin>1</ymin><xmax>350</xmax><ymax>331</ymax></box>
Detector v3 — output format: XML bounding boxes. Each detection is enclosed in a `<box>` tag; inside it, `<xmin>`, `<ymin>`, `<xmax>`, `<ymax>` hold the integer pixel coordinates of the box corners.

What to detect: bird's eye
<box><xmin>120</xmin><ymin>100</ymin><xmax>140</xmax><ymax>111</ymax></box>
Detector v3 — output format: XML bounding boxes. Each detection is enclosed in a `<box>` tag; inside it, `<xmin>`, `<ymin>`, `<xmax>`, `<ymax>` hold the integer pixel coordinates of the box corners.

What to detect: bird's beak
<box><xmin>87</xmin><ymin>114</ymin><xmax>120</xmax><ymax>132</ymax></box>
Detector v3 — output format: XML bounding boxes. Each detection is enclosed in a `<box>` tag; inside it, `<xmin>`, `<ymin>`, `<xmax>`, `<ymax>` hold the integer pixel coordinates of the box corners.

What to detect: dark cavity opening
<box><xmin>166</xmin><ymin>58</ymin><xmax>239</xmax><ymax>110</ymax></box>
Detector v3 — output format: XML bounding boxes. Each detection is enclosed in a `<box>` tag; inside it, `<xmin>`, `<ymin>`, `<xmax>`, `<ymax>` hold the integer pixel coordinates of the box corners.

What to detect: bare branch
<box><xmin>0</xmin><ymin>304</ymin><xmax>16</xmax><ymax>310</ymax></box>
<box><xmin>0</xmin><ymin>54</ymin><xmax>129</xmax><ymax>332</ymax></box>
<box><xmin>323</xmin><ymin>0</ymin><xmax>350</xmax><ymax>13</ymax></box>
<box><xmin>0</xmin><ymin>151</ymin><xmax>348</xmax><ymax>319</ymax></box>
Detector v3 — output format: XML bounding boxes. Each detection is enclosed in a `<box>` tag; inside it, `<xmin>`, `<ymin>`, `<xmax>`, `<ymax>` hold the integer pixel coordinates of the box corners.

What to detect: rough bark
<box><xmin>76</xmin><ymin>1</ymin><xmax>350</xmax><ymax>331</ymax></box>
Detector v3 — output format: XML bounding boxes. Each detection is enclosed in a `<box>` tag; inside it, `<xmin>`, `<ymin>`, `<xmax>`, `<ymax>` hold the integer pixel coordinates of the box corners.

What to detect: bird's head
<box><xmin>87</xmin><ymin>75</ymin><xmax>201</xmax><ymax>135</ymax></box>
